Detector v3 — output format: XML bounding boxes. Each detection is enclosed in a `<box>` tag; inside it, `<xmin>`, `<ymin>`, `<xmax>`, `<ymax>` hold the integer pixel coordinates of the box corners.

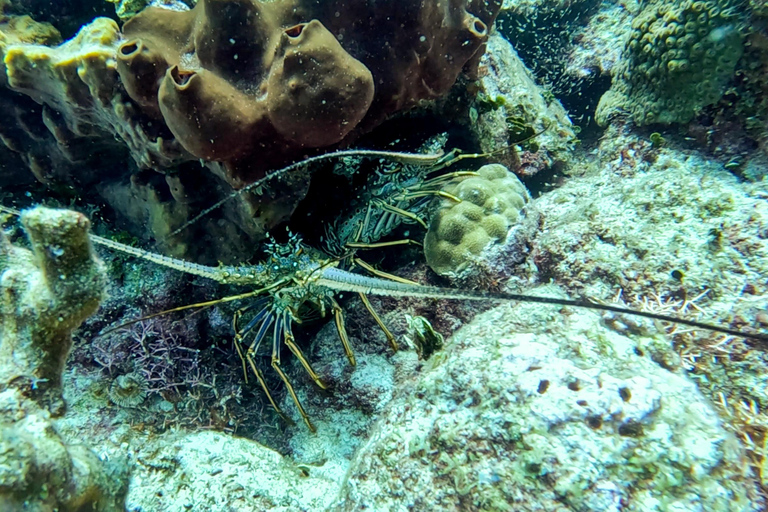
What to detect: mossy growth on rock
<box><xmin>0</xmin><ymin>7</ymin><xmax>61</xmax><ymax>86</ymax></box>
<box><xmin>596</xmin><ymin>0</ymin><xmax>744</xmax><ymax>126</ymax></box>
<box><xmin>0</xmin><ymin>207</ymin><xmax>127</xmax><ymax>512</ymax></box>
<box><xmin>0</xmin><ymin>207</ymin><xmax>106</xmax><ymax>412</ymax></box>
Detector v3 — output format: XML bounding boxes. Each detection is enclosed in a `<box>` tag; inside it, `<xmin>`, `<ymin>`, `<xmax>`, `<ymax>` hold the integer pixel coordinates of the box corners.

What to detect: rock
<box><xmin>336</xmin><ymin>294</ymin><xmax>760</xmax><ymax>511</ymax></box>
<box><xmin>0</xmin><ymin>207</ymin><xmax>128</xmax><ymax>512</ymax></box>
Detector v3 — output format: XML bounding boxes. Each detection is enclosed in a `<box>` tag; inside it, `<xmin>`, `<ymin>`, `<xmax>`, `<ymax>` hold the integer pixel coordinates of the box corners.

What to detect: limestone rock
<box><xmin>336</xmin><ymin>295</ymin><xmax>760</xmax><ymax>511</ymax></box>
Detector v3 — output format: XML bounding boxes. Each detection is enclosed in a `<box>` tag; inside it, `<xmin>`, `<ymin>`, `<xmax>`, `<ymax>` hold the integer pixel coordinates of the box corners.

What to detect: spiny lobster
<box><xmin>4</xmin><ymin>149</ymin><xmax>767</xmax><ymax>431</ymax></box>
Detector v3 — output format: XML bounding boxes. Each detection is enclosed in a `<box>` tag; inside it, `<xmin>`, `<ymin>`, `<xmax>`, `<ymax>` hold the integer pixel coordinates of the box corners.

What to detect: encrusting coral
<box><xmin>596</xmin><ymin>0</ymin><xmax>744</xmax><ymax>126</ymax></box>
<box><xmin>0</xmin><ymin>207</ymin><xmax>127</xmax><ymax>512</ymax></box>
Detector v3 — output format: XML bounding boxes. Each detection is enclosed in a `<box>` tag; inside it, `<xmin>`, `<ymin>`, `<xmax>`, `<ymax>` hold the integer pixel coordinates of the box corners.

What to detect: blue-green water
<box><xmin>0</xmin><ymin>0</ymin><xmax>767</xmax><ymax>510</ymax></box>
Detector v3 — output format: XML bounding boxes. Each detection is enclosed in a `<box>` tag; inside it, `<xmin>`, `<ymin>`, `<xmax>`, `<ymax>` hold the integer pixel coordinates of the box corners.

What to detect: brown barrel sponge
<box><xmin>2</xmin><ymin>0</ymin><xmax>500</xmax><ymax>188</ymax></box>
<box><xmin>266</xmin><ymin>20</ymin><xmax>374</xmax><ymax>148</ymax></box>
<box><xmin>158</xmin><ymin>66</ymin><xmax>265</xmax><ymax>161</ymax></box>
<box><xmin>116</xmin><ymin>39</ymin><xmax>168</xmax><ymax>117</ymax></box>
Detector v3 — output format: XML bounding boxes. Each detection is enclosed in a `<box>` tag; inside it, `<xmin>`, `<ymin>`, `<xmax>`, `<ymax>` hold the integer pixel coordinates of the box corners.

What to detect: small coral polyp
<box><xmin>115</xmin><ymin>0</ymin><xmax>501</xmax><ymax>183</ymax></box>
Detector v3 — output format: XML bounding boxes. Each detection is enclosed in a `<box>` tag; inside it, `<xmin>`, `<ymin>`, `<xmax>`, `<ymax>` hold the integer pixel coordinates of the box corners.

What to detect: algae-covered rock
<box><xmin>0</xmin><ymin>10</ymin><xmax>61</xmax><ymax>86</ymax></box>
<box><xmin>596</xmin><ymin>0</ymin><xmax>744</xmax><ymax>126</ymax></box>
<box><xmin>125</xmin><ymin>430</ymin><xmax>337</xmax><ymax>511</ymax></box>
<box><xmin>0</xmin><ymin>405</ymin><xmax>128</xmax><ymax>512</ymax></box>
<box><xmin>0</xmin><ymin>207</ymin><xmax>106</xmax><ymax>410</ymax></box>
<box><xmin>106</xmin><ymin>0</ymin><xmax>191</xmax><ymax>20</ymax></box>
<box><xmin>474</xmin><ymin>34</ymin><xmax>577</xmax><ymax>175</ymax></box>
<box><xmin>336</xmin><ymin>294</ymin><xmax>760</xmax><ymax>511</ymax></box>
<box><xmin>0</xmin><ymin>207</ymin><xmax>127</xmax><ymax>512</ymax></box>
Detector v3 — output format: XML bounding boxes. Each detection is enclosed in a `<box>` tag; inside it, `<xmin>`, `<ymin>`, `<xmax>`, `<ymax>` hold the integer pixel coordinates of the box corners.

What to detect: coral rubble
<box><xmin>0</xmin><ymin>207</ymin><xmax>127</xmax><ymax>512</ymax></box>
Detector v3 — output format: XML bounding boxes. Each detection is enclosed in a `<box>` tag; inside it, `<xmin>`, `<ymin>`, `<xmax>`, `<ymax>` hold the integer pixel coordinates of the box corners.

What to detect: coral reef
<box><xmin>529</xmin><ymin>125</ymin><xmax>768</xmax><ymax>305</ymax></box>
<box><xmin>563</xmin><ymin>0</ymin><xmax>636</xmax><ymax>84</ymax></box>
<box><xmin>335</xmin><ymin>295</ymin><xmax>761</xmax><ymax>510</ymax></box>
<box><xmin>1</xmin><ymin>1</ymin><xmax>766</xmax><ymax>508</ymax></box>
<box><xmin>596</xmin><ymin>0</ymin><xmax>745</xmax><ymax>126</ymax></box>
<box><xmin>0</xmin><ymin>207</ymin><xmax>127</xmax><ymax>511</ymax></box>
<box><xmin>527</xmin><ymin>124</ymin><xmax>768</xmax><ymax>486</ymax></box>
<box><xmin>115</xmin><ymin>0</ymin><xmax>501</xmax><ymax>184</ymax></box>
<box><xmin>424</xmin><ymin>163</ymin><xmax>531</xmax><ymax>276</ymax></box>
<box><xmin>23</xmin><ymin>119</ymin><xmax>765</xmax><ymax>512</ymax></box>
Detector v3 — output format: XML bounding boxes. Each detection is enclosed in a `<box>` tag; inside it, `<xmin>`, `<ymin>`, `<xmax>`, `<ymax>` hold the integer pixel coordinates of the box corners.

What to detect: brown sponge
<box><xmin>115</xmin><ymin>0</ymin><xmax>501</xmax><ymax>184</ymax></box>
<box><xmin>265</xmin><ymin>20</ymin><xmax>374</xmax><ymax>147</ymax></box>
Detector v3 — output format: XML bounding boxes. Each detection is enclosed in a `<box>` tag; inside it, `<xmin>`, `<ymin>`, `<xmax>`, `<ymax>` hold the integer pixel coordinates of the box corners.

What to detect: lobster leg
<box><xmin>358</xmin><ymin>292</ymin><xmax>398</xmax><ymax>351</ymax></box>
<box><xmin>244</xmin><ymin>351</ymin><xmax>292</xmax><ymax>425</ymax></box>
<box><xmin>331</xmin><ymin>299</ymin><xmax>356</xmax><ymax>366</ymax></box>
<box><xmin>271</xmin><ymin>313</ymin><xmax>316</xmax><ymax>432</ymax></box>
<box><xmin>282</xmin><ymin>315</ymin><xmax>327</xmax><ymax>390</ymax></box>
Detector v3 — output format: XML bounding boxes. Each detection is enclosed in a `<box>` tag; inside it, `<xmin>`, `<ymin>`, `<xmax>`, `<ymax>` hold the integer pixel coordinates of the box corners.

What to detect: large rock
<box><xmin>336</xmin><ymin>295</ymin><xmax>760</xmax><ymax>511</ymax></box>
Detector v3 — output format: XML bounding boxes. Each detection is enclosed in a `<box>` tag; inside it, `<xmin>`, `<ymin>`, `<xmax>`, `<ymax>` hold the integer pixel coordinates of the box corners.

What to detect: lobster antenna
<box><xmin>316</xmin><ymin>267</ymin><xmax>768</xmax><ymax>343</ymax></box>
<box><xmin>166</xmin><ymin>148</ymin><xmax>454</xmax><ymax>239</ymax></box>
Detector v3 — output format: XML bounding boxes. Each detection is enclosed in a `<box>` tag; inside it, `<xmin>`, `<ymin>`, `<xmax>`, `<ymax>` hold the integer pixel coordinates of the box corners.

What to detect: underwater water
<box><xmin>1</xmin><ymin>0</ymin><xmax>768</xmax><ymax>510</ymax></box>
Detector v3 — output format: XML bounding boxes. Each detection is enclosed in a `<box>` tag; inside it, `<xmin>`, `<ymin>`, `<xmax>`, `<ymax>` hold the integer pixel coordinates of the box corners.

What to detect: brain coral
<box><xmin>424</xmin><ymin>163</ymin><xmax>530</xmax><ymax>276</ymax></box>
<box><xmin>596</xmin><ymin>0</ymin><xmax>744</xmax><ymax>126</ymax></box>
<box><xmin>114</xmin><ymin>0</ymin><xmax>502</xmax><ymax>184</ymax></box>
